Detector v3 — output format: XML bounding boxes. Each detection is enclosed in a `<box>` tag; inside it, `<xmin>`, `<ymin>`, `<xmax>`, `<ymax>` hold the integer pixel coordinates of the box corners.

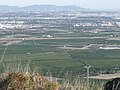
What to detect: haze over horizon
<box><xmin>0</xmin><ymin>0</ymin><xmax>120</xmax><ymax>11</ymax></box>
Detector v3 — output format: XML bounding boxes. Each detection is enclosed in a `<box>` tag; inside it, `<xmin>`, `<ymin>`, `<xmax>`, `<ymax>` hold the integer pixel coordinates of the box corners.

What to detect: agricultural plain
<box><xmin>0</xmin><ymin>11</ymin><xmax>120</xmax><ymax>77</ymax></box>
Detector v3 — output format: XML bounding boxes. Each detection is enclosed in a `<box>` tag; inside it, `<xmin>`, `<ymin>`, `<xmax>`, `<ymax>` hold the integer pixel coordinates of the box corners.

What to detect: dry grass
<box><xmin>0</xmin><ymin>67</ymin><xmax>105</xmax><ymax>90</ymax></box>
<box><xmin>60</xmin><ymin>75</ymin><xmax>103</xmax><ymax>90</ymax></box>
<box><xmin>0</xmin><ymin>62</ymin><xmax>105</xmax><ymax>90</ymax></box>
<box><xmin>0</xmin><ymin>72</ymin><xmax>59</xmax><ymax>90</ymax></box>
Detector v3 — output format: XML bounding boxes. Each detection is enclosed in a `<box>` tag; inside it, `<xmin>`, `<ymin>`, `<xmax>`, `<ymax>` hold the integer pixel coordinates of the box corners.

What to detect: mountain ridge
<box><xmin>0</xmin><ymin>4</ymin><xmax>89</xmax><ymax>12</ymax></box>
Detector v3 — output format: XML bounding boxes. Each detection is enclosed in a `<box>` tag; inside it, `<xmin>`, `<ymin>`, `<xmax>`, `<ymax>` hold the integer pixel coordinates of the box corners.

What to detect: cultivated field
<box><xmin>0</xmin><ymin>12</ymin><xmax>120</xmax><ymax>79</ymax></box>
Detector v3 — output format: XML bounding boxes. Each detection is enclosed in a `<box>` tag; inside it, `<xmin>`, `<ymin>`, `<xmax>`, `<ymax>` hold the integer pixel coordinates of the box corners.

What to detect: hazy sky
<box><xmin>0</xmin><ymin>0</ymin><xmax>120</xmax><ymax>10</ymax></box>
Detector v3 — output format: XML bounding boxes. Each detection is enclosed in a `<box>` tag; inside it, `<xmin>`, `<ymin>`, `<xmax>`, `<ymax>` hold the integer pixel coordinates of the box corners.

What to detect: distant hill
<box><xmin>0</xmin><ymin>5</ymin><xmax>89</xmax><ymax>12</ymax></box>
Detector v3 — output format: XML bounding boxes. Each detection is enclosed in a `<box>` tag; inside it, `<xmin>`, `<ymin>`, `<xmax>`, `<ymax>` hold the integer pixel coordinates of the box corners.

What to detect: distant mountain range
<box><xmin>0</xmin><ymin>5</ymin><xmax>89</xmax><ymax>12</ymax></box>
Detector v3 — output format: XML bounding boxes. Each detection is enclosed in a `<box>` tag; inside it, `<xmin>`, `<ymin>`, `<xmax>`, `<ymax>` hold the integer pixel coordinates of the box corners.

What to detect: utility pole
<box><xmin>68</xmin><ymin>54</ymin><xmax>93</xmax><ymax>89</ymax></box>
<box><xmin>84</xmin><ymin>65</ymin><xmax>92</xmax><ymax>89</ymax></box>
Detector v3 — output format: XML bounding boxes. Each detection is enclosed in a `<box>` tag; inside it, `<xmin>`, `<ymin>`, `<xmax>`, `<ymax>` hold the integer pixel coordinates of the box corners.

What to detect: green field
<box><xmin>0</xmin><ymin>29</ymin><xmax>120</xmax><ymax>77</ymax></box>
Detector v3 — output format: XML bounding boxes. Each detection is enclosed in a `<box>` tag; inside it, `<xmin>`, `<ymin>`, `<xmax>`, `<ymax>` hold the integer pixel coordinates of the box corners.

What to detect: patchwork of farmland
<box><xmin>0</xmin><ymin>12</ymin><xmax>120</xmax><ymax>77</ymax></box>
